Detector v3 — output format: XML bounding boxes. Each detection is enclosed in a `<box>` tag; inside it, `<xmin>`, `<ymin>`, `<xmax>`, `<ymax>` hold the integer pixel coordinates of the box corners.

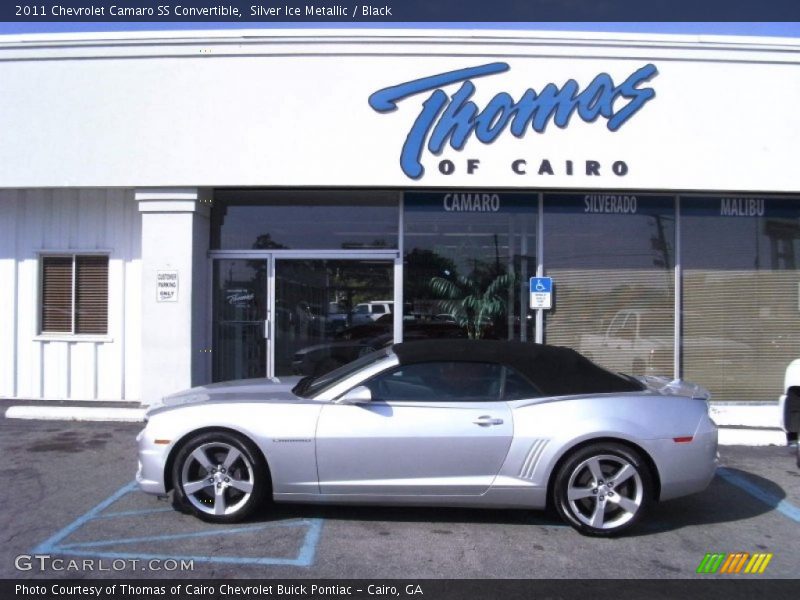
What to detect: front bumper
<box><xmin>135</xmin><ymin>427</ymin><xmax>170</xmax><ymax>495</ymax></box>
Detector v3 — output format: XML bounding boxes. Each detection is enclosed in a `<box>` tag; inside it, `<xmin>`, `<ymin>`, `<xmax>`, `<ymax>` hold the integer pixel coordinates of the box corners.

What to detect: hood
<box><xmin>146</xmin><ymin>375</ymin><xmax>305</xmax><ymax>415</ymax></box>
<box><xmin>636</xmin><ymin>375</ymin><xmax>711</xmax><ymax>400</ymax></box>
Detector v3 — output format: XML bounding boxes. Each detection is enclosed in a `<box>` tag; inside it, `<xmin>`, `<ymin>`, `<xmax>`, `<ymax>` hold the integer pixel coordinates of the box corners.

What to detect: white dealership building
<box><xmin>0</xmin><ymin>28</ymin><xmax>798</xmax><ymax>406</ymax></box>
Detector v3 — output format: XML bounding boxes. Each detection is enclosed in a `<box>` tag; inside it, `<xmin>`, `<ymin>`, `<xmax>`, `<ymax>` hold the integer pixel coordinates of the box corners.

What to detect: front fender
<box><xmin>142</xmin><ymin>401</ymin><xmax>323</xmax><ymax>495</ymax></box>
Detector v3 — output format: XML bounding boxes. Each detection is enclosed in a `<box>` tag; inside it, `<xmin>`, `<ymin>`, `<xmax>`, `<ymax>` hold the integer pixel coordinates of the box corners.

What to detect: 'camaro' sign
<box><xmin>368</xmin><ymin>62</ymin><xmax>658</xmax><ymax>179</ymax></box>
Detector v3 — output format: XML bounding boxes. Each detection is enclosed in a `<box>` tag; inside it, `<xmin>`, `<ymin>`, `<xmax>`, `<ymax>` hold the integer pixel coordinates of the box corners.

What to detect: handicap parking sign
<box><xmin>529</xmin><ymin>277</ymin><xmax>553</xmax><ymax>309</ymax></box>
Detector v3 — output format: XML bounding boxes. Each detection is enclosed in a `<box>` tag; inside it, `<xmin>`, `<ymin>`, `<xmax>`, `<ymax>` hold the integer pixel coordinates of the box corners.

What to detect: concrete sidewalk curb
<box><xmin>5</xmin><ymin>405</ymin><xmax>146</xmax><ymax>422</ymax></box>
<box><xmin>718</xmin><ymin>428</ymin><xmax>786</xmax><ymax>446</ymax></box>
<box><xmin>709</xmin><ymin>402</ymin><xmax>781</xmax><ymax>428</ymax></box>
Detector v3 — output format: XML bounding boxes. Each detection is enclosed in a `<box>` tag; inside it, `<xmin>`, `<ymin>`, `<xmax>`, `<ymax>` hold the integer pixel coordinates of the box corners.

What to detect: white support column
<box><xmin>137</xmin><ymin>188</ymin><xmax>211</xmax><ymax>405</ymax></box>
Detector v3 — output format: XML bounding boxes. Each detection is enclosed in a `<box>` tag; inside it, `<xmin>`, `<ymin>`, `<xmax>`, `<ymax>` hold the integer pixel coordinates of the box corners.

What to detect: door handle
<box><xmin>473</xmin><ymin>415</ymin><xmax>504</xmax><ymax>426</ymax></box>
<box><xmin>264</xmin><ymin>319</ymin><xmax>270</xmax><ymax>340</ymax></box>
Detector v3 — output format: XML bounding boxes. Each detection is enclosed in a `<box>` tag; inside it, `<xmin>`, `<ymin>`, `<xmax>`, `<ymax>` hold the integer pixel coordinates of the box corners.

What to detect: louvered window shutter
<box><xmin>75</xmin><ymin>255</ymin><xmax>109</xmax><ymax>334</ymax></box>
<box><xmin>41</xmin><ymin>256</ymin><xmax>73</xmax><ymax>332</ymax></box>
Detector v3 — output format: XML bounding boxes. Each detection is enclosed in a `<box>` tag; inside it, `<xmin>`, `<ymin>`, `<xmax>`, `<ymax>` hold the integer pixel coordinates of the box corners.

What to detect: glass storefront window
<box><xmin>682</xmin><ymin>196</ymin><xmax>800</xmax><ymax>401</ymax></box>
<box><xmin>212</xmin><ymin>190</ymin><xmax>399</xmax><ymax>250</ymax></box>
<box><xmin>543</xmin><ymin>193</ymin><xmax>676</xmax><ymax>377</ymax></box>
<box><xmin>404</xmin><ymin>192</ymin><xmax>537</xmax><ymax>341</ymax></box>
<box><xmin>274</xmin><ymin>259</ymin><xmax>394</xmax><ymax>377</ymax></box>
<box><xmin>213</xmin><ymin>258</ymin><xmax>395</xmax><ymax>381</ymax></box>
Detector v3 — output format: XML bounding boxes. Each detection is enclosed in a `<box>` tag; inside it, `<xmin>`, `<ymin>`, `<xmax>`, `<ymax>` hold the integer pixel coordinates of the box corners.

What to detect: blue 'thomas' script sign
<box><xmin>369</xmin><ymin>63</ymin><xmax>658</xmax><ymax>179</ymax></box>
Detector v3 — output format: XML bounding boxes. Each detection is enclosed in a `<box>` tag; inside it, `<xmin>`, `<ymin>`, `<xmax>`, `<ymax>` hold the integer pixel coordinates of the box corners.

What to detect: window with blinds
<box><xmin>681</xmin><ymin>197</ymin><xmax>800</xmax><ymax>402</ymax></box>
<box><xmin>543</xmin><ymin>194</ymin><xmax>676</xmax><ymax>377</ymax></box>
<box><xmin>40</xmin><ymin>255</ymin><xmax>109</xmax><ymax>335</ymax></box>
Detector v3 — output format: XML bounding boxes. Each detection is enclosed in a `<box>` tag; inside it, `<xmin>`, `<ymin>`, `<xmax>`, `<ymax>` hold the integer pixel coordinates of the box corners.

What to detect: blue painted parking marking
<box><xmin>96</xmin><ymin>507</ymin><xmax>174</xmax><ymax>519</ymax></box>
<box><xmin>33</xmin><ymin>481</ymin><xmax>324</xmax><ymax>567</ymax></box>
<box><xmin>717</xmin><ymin>467</ymin><xmax>800</xmax><ymax>524</ymax></box>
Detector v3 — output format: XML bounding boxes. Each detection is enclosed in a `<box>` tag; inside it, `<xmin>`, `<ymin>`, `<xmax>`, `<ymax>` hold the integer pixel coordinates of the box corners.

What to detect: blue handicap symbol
<box><xmin>529</xmin><ymin>277</ymin><xmax>553</xmax><ymax>294</ymax></box>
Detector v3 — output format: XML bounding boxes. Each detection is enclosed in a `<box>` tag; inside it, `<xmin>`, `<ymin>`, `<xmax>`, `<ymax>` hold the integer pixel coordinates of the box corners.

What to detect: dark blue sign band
<box><xmin>404</xmin><ymin>191</ymin><xmax>535</xmax><ymax>213</ymax></box>
<box><xmin>682</xmin><ymin>196</ymin><xmax>800</xmax><ymax>218</ymax></box>
<box><xmin>4</xmin><ymin>0</ymin><xmax>800</xmax><ymax>22</ymax></box>
<box><xmin>544</xmin><ymin>193</ymin><xmax>674</xmax><ymax>216</ymax></box>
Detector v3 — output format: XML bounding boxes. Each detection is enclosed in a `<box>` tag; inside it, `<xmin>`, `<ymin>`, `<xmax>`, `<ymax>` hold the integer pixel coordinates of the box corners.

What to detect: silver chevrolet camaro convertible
<box><xmin>137</xmin><ymin>340</ymin><xmax>718</xmax><ymax>536</ymax></box>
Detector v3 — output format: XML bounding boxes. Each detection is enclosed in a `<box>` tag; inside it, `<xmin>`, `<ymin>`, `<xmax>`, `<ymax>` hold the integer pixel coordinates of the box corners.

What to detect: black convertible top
<box><xmin>392</xmin><ymin>340</ymin><xmax>644</xmax><ymax>396</ymax></box>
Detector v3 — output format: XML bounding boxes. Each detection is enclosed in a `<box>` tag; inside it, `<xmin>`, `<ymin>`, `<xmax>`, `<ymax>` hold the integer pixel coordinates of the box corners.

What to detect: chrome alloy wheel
<box><xmin>180</xmin><ymin>442</ymin><xmax>255</xmax><ymax>517</ymax></box>
<box><xmin>566</xmin><ymin>454</ymin><xmax>644</xmax><ymax>531</ymax></box>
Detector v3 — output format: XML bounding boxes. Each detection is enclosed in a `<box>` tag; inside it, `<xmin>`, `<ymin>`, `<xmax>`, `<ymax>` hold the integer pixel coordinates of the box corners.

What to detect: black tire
<box><xmin>553</xmin><ymin>442</ymin><xmax>654</xmax><ymax>537</ymax></box>
<box><xmin>171</xmin><ymin>431</ymin><xmax>269</xmax><ymax>524</ymax></box>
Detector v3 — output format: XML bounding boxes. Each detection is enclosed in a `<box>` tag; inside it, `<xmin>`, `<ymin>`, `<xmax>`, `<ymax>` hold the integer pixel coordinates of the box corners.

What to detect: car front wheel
<box><xmin>553</xmin><ymin>442</ymin><xmax>653</xmax><ymax>537</ymax></box>
<box><xmin>171</xmin><ymin>431</ymin><xmax>268</xmax><ymax>523</ymax></box>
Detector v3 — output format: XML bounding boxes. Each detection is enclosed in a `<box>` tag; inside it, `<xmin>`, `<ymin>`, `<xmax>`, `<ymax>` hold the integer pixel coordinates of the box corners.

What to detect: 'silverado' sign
<box><xmin>368</xmin><ymin>62</ymin><xmax>658</xmax><ymax>179</ymax></box>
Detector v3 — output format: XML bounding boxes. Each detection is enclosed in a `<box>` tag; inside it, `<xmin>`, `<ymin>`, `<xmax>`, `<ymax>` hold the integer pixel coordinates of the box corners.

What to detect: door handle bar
<box><xmin>473</xmin><ymin>415</ymin><xmax>504</xmax><ymax>426</ymax></box>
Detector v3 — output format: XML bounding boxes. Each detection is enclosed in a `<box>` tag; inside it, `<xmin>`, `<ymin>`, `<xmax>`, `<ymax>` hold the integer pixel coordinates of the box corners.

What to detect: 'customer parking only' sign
<box><xmin>529</xmin><ymin>277</ymin><xmax>553</xmax><ymax>310</ymax></box>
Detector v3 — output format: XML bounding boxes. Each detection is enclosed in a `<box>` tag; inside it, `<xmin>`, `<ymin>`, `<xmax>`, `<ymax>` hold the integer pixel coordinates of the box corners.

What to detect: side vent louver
<box><xmin>519</xmin><ymin>439</ymin><xmax>549</xmax><ymax>480</ymax></box>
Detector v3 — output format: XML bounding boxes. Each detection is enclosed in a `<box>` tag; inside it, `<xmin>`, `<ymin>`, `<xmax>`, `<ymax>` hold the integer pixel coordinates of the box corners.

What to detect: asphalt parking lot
<box><xmin>2</xmin><ymin>416</ymin><xmax>798</xmax><ymax>580</ymax></box>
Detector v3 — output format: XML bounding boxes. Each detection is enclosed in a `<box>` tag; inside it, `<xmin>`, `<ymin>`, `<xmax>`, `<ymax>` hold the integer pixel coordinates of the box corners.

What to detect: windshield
<box><xmin>293</xmin><ymin>347</ymin><xmax>391</xmax><ymax>398</ymax></box>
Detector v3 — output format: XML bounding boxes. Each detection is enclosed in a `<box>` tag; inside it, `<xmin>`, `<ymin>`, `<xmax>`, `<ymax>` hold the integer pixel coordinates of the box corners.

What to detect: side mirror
<box><xmin>337</xmin><ymin>385</ymin><xmax>373</xmax><ymax>405</ymax></box>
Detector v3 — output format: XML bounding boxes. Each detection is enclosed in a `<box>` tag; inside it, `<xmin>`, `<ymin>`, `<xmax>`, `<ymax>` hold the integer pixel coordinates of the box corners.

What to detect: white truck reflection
<box><xmin>579</xmin><ymin>308</ymin><xmax>752</xmax><ymax>377</ymax></box>
<box><xmin>579</xmin><ymin>309</ymin><xmax>673</xmax><ymax>375</ymax></box>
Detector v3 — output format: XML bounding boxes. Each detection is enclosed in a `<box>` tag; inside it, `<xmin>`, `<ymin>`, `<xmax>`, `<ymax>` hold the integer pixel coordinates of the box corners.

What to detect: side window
<box><xmin>372</xmin><ymin>305</ymin><xmax>386</xmax><ymax>314</ymax></box>
<box><xmin>366</xmin><ymin>361</ymin><xmax>503</xmax><ymax>401</ymax></box>
<box><xmin>502</xmin><ymin>367</ymin><xmax>542</xmax><ymax>400</ymax></box>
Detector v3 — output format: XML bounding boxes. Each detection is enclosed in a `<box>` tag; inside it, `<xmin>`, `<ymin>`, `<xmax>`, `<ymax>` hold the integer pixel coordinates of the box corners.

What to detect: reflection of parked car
<box><xmin>292</xmin><ymin>318</ymin><xmax>471</xmax><ymax>376</ymax></box>
<box><xmin>335</xmin><ymin>313</ymin><xmax>393</xmax><ymax>340</ymax></box>
<box><xmin>350</xmin><ymin>301</ymin><xmax>393</xmax><ymax>326</ymax></box>
<box><xmin>138</xmin><ymin>340</ymin><xmax>718</xmax><ymax>537</ymax></box>
<box><xmin>578</xmin><ymin>308</ymin><xmax>750</xmax><ymax>376</ymax></box>
<box><xmin>579</xmin><ymin>309</ymin><xmax>673</xmax><ymax>375</ymax></box>
<box><xmin>780</xmin><ymin>359</ymin><xmax>800</xmax><ymax>467</ymax></box>
<box><xmin>433</xmin><ymin>313</ymin><xmax>456</xmax><ymax>323</ymax></box>
<box><xmin>292</xmin><ymin>335</ymin><xmax>391</xmax><ymax>376</ymax></box>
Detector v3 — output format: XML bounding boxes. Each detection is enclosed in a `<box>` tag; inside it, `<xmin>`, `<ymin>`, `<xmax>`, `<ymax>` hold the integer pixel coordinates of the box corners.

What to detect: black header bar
<box><xmin>4</xmin><ymin>0</ymin><xmax>800</xmax><ymax>23</ymax></box>
<box><xmin>5</xmin><ymin>579</ymin><xmax>799</xmax><ymax>600</ymax></box>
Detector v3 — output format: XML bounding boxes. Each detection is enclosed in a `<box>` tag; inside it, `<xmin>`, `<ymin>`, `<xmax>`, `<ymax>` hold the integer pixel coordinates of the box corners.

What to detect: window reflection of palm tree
<box><xmin>430</xmin><ymin>272</ymin><xmax>516</xmax><ymax>339</ymax></box>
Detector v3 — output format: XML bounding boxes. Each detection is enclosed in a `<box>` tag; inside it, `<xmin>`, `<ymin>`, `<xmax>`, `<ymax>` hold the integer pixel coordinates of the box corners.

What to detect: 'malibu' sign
<box><xmin>368</xmin><ymin>62</ymin><xmax>658</xmax><ymax>180</ymax></box>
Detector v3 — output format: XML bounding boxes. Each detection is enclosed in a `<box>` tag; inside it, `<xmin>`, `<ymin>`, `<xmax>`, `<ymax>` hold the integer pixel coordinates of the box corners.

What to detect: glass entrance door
<box><xmin>213</xmin><ymin>259</ymin><xmax>269</xmax><ymax>381</ymax></box>
<box><xmin>213</xmin><ymin>256</ymin><xmax>396</xmax><ymax>382</ymax></box>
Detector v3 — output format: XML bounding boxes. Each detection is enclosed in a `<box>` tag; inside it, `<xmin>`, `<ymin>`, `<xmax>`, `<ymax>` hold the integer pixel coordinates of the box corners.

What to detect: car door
<box><xmin>315</xmin><ymin>361</ymin><xmax>513</xmax><ymax>496</ymax></box>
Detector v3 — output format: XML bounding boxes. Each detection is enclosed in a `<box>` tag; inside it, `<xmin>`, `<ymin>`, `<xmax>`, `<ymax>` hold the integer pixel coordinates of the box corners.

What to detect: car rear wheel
<box><xmin>553</xmin><ymin>442</ymin><xmax>653</xmax><ymax>537</ymax></box>
<box><xmin>171</xmin><ymin>431</ymin><xmax>268</xmax><ymax>523</ymax></box>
